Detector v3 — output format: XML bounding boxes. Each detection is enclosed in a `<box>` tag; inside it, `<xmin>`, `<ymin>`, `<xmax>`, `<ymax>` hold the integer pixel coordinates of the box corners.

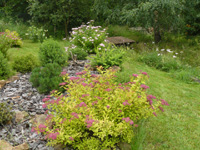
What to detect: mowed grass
<box><xmin>117</xmin><ymin>51</ymin><xmax>200</xmax><ymax>150</ymax></box>
<box><xmin>7</xmin><ymin>40</ymin><xmax>70</xmax><ymax>66</ymax></box>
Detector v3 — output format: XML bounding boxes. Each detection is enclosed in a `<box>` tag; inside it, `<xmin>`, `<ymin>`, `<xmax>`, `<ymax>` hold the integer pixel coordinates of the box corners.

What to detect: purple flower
<box><xmin>140</xmin><ymin>84</ymin><xmax>149</xmax><ymax>89</ymax></box>
<box><xmin>106</xmin><ymin>105</ymin><xmax>110</xmax><ymax>109</ymax></box>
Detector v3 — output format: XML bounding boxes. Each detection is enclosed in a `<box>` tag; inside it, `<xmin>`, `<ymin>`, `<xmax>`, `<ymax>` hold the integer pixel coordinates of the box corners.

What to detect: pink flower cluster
<box><xmin>85</xmin><ymin>116</ymin><xmax>95</xmax><ymax>128</ymax></box>
<box><xmin>123</xmin><ymin>100</ymin><xmax>131</xmax><ymax>106</ymax></box>
<box><xmin>71</xmin><ymin>112</ymin><xmax>79</xmax><ymax>119</ymax></box>
<box><xmin>59</xmin><ymin>82</ymin><xmax>67</xmax><ymax>86</ymax></box>
<box><xmin>60</xmin><ymin>71</ymin><xmax>67</xmax><ymax>76</ymax></box>
<box><xmin>147</xmin><ymin>95</ymin><xmax>156</xmax><ymax>105</ymax></box>
<box><xmin>140</xmin><ymin>84</ymin><xmax>149</xmax><ymax>89</ymax></box>
<box><xmin>105</xmin><ymin>88</ymin><xmax>112</xmax><ymax>92</ymax></box>
<box><xmin>79</xmin><ymin>102</ymin><xmax>87</xmax><ymax>107</ymax></box>
<box><xmin>122</xmin><ymin>117</ymin><xmax>134</xmax><ymax>125</ymax></box>
<box><xmin>38</xmin><ymin>124</ymin><xmax>47</xmax><ymax>132</ymax></box>
<box><xmin>92</xmin><ymin>100</ymin><xmax>98</xmax><ymax>105</ymax></box>
<box><xmin>46</xmin><ymin>132</ymin><xmax>59</xmax><ymax>140</ymax></box>
<box><xmin>76</xmin><ymin>71</ymin><xmax>87</xmax><ymax>76</ymax></box>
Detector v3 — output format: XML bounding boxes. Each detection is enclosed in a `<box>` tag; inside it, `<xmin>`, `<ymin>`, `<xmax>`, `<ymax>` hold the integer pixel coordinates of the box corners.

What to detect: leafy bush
<box><xmin>0</xmin><ymin>102</ymin><xmax>14</xmax><ymax>126</ymax></box>
<box><xmin>4</xmin><ymin>29</ymin><xmax>23</xmax><ymax>47</ymax></box>
<box><xmin>70</xmin><ymin>20</ymin><xmax>108</xmax><ymax>54</ymax></box>
<box><xmin>89</xmin><ymin>45</ymin><xmax>125</xmax><ymax>69</ymax></box>
<box><xmin>32</xmin><ymin>67</ymin><xmax>168</xmax><ymax>149</ymax></box>
<box><xmin>30</xmin><ymin>63</ymin><xmax>62</xmax><ymax>94</ymax></box>
<box><xmin>39</xmin><ymin>39</ymin><xmax>68</xmax><ymax>66</ymax></box>
<box><xmin>68</xmin><ymin>46</ymin><xmax>88</xmax><ymax>60</ymax></box>
<box><xmin>13</xmin><ymin>54</ymin><xmax>39</xmax><ymax>73</ymax></box>
<box><xmin>26</xmin><ymin>26</ymin><xmax>48</xmax><ymax>43</ymax></box>
<box><xmin>0</xmin><ymin>51</ymin><xmax>10</xmax><ymax>80</ymax></box>
<box><xmin>0</xmin><ymin>33</ymin><xmax>12</xmax><ymax>57</ymax></box>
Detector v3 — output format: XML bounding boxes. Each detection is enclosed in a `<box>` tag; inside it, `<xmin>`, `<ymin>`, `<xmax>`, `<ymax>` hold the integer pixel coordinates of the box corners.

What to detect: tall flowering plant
<box><xmin>70</xmin><ymin>20</ymin><xmax>108</xmax><ymax>54</ymax></box>
<box><xmin>32</xmin><ymin>67</ymin><xmax>168</xmax><ymax>149</ymax></box>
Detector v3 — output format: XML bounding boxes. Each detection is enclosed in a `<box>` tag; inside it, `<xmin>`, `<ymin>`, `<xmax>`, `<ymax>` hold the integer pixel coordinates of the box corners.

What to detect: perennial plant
<box><xmin>32</xmin><ymin>67</ymin><xmax>168</xmax><ymax>149</ymax></box>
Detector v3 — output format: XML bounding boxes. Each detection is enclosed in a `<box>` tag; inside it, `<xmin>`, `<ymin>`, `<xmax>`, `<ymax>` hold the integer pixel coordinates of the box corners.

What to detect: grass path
<box><xmin>117</xmin><ymin>52</ymin><xmax>200</xmax><ymax>150</ymax></box>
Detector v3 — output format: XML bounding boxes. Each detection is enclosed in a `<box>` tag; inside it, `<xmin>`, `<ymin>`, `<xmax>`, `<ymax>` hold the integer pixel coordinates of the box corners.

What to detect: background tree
<box><xmin>93</xmin><ymin>0</ymin><xmax>184</xmax><ymax>43</ymax></box>
<box><xmin>0</xmin><ymin>0</ymin><xmax>30</xmax><ymax>21</ymax></box>
<box><xmin>27</xmin><ymin>0</ymin><xmax>92</xmax><ymax>37</ymax></box>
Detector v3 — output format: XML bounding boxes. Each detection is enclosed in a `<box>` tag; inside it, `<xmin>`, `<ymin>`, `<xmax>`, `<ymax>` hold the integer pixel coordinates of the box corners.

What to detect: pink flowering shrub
<box><xmin>70</xmin><ymin>20</ymin><xmax>108</xmax><ymax>54</ymax></box>
<box><xmin>32</xmin><ymin>67</ymin><xmax>168</xmax><ymax>149</ymax></box>
<box><xmin>0</xmin><ymin>29</ymin><xmax>22</xmax><ymax>57</ymax></box>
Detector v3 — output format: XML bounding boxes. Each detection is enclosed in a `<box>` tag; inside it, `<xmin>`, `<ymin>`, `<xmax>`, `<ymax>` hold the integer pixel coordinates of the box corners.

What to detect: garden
<box><xmin>0</xmin><ymin>1</ymin><xmax>200</xmax><ymax>150</ymax></box>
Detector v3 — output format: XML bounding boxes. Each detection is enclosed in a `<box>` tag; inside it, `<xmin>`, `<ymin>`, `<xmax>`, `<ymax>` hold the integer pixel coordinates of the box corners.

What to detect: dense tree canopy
<box><xmin>1</xmin><ymin>0</ymin><xmax>200</xmax><ymax>40</ymax></box>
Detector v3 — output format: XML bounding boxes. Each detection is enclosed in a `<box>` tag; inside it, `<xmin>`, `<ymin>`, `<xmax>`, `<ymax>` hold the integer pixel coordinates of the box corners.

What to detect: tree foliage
<box><xmin>27</xmin><ymin>0</ymin><xmax>92</xmax><ymax>37</ymax></box>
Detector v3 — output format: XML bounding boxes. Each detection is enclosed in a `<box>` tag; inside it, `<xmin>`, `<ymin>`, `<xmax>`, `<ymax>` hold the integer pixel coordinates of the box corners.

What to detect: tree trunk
<box><xmin>154</xmin><ymin>26</ymin><xmax>161</xmax><ymax>43</ymax></box>
<box><xmin>64</xmin><ymin>18</ymin><xmax>70</xmax><ymax>38</ymax></box>
<box><xmin>154</xmin><ymin>10</ymin><xmax>161</xmax><ymax>43</ymax></box>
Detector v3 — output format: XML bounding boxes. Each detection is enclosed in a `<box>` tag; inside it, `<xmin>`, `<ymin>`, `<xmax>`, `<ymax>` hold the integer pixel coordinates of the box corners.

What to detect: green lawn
<box><xmin>7</xmin><ymin>40</ymin><xmax>70</xmax><ymax>69</ymax></box>
<box><xmin>117</xmin><ymin>51</ymin><xmax>200</xmax><ymax>150</ymax></box>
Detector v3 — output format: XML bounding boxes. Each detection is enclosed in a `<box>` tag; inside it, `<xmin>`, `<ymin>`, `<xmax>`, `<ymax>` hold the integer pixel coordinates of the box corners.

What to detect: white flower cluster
<box><xmin>156</xmin><ymin>48</ymin><xmax>181</xmax><ymax>58</ymax></box>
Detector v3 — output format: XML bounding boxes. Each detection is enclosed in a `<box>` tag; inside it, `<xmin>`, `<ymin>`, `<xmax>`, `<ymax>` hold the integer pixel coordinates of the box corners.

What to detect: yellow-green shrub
<box><xmin>32</xmin><ymin>67</ymin><xmax>168</xmax><ymax>149</ymax></box>
<box><xmin>4</xmin><ymin>29</ymin><xmax>23</xmax><ymax>47</ymax></box>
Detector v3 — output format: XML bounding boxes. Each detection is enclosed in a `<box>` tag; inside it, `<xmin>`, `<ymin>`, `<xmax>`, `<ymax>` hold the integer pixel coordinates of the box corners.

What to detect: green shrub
<box><xmin>30</xmin><ymin>63</ymin><xmax>62</xmax><ymax>94</ymax></box>
<box><xmin>4</xmin><ymin>29</ymin><xmax>23</xmax><ymax>47</ymax></box>
<box><xmin>32</xmin><ymin>67</ymin><xmax>168</xmax><ymax>149</ymax></box>
<box><xmin>159</xmin><ymin>55</ymin><xmax>182</xmax><ymax>72</ymax></box>
<box><xmin>171</xmin><ymin>67</ymin><xmax>200</xmax><ymax>83</ymax></box>
<box><xmin>139</xmin><ymin>52</ymin><xmax>182</xmax><ymax>72</ymax></box>
<box><xmin>138</xmin><ymin>52</ymin><xmax>162</xmax><ymax>68</ymax></box>
<box><xmin>0</xmin><ymin>51</ymin><xmax>10</xmax><ymax>80</ymax></box>
<box><xmin>39</xmin><ymin>39</ymin><xmax>68</xmax><ymax>66</ymax></box>
<box><xmin>13</xmin><ymin>54</ymin><xmax>39</xmax><ymax>73</ymax></box>
<box><xmin>89</xmin><ymin>45</ymin><xmax>125</xmax><ymax>69</ymax></box>
<box><xmin>26</xmin><ymin>26</ymin><xmax>48</xmax><ymax>43</ymax></box>
<box><xmin>68</xmin><ymin>46</ymin><xmax>88</xmax><ymax>60</ymax></box>
<box><xmin>0</xmin><ymin>33</ymin><xmax>12</xmax><ymax>57</ymax></box>
<box><xmin>0</xmin><ymin>102</ymin><xmax>14</xmax><ymax>126</ymax></box>
<box><xmin>70</xmin><ymin>20</ymin><xmax>107</xmax><ymax>54</ymax></box>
